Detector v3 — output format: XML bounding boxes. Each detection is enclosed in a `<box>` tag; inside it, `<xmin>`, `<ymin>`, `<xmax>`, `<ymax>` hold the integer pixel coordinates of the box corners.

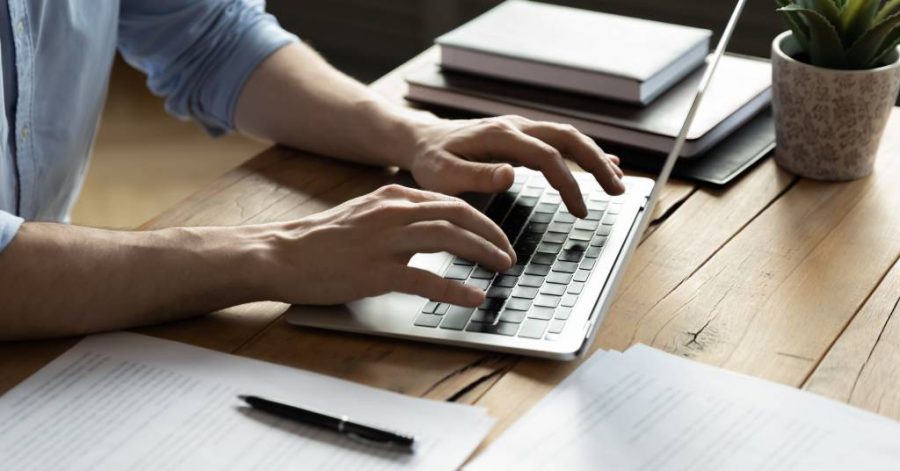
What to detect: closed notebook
<box><xmin>437</xmin><ymin>0</ymin><xmax>712</xmax><ymax>105</ymax></box>
<box><xmin>406</xmin><ymin>54</ymin><xmax>773</xmax><ymax>158</ymax></box>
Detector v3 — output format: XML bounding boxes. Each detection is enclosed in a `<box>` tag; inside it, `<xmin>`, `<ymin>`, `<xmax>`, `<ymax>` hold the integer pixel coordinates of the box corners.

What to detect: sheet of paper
<box><xmin>0</xmin><ymin>333</ymin><xmax>494</xmax><ymax>470</ymax></box>
<box><xmin>467</xmin><ymin>345</ymin><xmax>900</xmax><ymax>471</ymax></box>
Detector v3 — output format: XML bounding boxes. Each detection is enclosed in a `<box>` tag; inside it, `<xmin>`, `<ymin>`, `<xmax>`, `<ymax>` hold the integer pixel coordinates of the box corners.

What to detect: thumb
<box><xmin>433</xmin><ymin>155</ymin><xmax>516</xmax><ymax>195</ymax></box>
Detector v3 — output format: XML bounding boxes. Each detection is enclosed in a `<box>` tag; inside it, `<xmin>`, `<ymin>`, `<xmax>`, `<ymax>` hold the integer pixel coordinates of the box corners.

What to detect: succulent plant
<box><xmin>776</xmin><ymin>0</ymin><xmax>900</xmax><ymax>69</ymax></box>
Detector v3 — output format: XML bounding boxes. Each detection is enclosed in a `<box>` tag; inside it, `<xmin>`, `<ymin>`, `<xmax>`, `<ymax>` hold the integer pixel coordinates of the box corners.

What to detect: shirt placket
<box><xmin>7</xmin><ymin>0</ymin><xmax>33</xmax><ymax>218</ymax></box>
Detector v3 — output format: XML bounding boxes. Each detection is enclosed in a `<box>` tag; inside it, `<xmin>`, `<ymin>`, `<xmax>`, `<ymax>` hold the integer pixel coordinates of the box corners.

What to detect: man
<box><xmin>0</xmin><ymin>0</ymin><xmax>625</xmax><ymax>340</ymax></box>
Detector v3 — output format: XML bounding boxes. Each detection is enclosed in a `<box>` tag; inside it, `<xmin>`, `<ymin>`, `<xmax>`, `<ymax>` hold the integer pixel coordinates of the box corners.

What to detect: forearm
<box><xmin>0</xmin><ymin>223</ymin><xmax>263</xmax><ymax>340</ymax></box>
<box><xmin>234</xmin><ymin>42</ymin><xmax>432</xmax><ymax>169</ymax></box>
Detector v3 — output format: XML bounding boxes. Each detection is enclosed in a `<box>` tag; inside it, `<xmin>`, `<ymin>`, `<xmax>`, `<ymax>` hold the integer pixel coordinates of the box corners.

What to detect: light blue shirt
<box><xmin>0</xmin><ymin>0</ymin><xmax>298</xmax><ymax>252</ymax></box>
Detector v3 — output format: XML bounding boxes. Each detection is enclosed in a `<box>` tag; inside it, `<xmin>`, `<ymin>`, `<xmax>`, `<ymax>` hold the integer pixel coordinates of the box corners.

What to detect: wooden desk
<box><xmin>3</xmin><ymin>48</ymin><xmax>900</xmax><ymax>458</ymax></box>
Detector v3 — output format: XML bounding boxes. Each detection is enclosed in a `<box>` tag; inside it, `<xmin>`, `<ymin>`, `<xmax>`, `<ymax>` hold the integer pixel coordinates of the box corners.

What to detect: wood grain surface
<box><xmin>2</xmin><ymin>47</ymin><xmax>899</xmax><ymax>464</ymax></box>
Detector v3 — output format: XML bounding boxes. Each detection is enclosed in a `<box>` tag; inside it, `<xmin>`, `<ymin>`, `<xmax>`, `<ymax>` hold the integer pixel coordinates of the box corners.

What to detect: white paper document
<box><xmin>0</xmin><ymin>333</ymin><xmax>494</xmax><ymax>470</ymax></box>
<box><xmin>468</xmin><ymin>345</ymin><xmax>900</xmax><ymax>471</ymax></box>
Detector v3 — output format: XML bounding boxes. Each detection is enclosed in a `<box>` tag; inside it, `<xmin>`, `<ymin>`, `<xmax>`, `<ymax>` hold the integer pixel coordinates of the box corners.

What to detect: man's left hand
<box><xmin>402</xmin><ymin>115</ymin><xmax>626</xmax><ymax>219</ymax></box>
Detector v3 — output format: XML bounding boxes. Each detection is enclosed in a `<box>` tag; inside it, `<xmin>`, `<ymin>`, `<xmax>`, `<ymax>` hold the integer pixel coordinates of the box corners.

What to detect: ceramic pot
<box><xmin>771</xmin><ymin>31</ymin><xmax>900</xmax><ymax>181</ymax></box>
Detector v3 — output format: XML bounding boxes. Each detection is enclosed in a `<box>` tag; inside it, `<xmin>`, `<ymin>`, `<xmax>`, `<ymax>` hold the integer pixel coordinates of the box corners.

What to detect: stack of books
<box><xmin>405</xmin><ymin>1</ymin><xmax>776</xmax><ymax>185</ymax></box>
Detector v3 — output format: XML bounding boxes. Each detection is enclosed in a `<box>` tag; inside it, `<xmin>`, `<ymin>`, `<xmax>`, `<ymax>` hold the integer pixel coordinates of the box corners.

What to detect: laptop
<box><xmin>286</xmin><ymin>0</ymin><xmax>749</xmax><ymax>360</ymax></box>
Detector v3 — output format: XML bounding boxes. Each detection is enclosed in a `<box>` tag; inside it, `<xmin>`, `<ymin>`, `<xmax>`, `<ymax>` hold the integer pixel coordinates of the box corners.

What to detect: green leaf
<box><xmin>776</xmin><ymin>0</ymin><xmax>811</xmax><ymax>50</ymax></box>
<box><xmin>876</xmin><ymin>0</ymin><xmax>900</xmax><ymax>23</ymax></box>
<box><xmin>847</xmin><ymin>12</ymin><xmax>900</xmax><ymax>68</ymax></box>
<box><xmin>780</xmin><ymin>6</ymin><xmax>850</xmax><ymax>68</ymax></box>
<box><xmin>841</xmin><ymin>0</ymin><xmax>880</xmax><ymax>44</ymax></box>
<box><xmin>797</xmin><ymin>0</ymin><xmax>843</xmax><ymax>30</ymax></box>
<box><xmin>873</xmin><ymin>25</ymin><xmax>900</xmax><ymax>64</ymax></box>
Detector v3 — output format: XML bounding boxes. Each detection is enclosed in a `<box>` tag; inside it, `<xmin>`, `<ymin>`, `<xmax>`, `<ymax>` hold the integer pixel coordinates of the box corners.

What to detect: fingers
<box><xmin>521</xmin><ymin>123</ymin><xmax>626</xmax><ymax>196</ymax></box>
<box><xmin>468</xmin><ymin>126</ymin><xmax>588</xmax><ymax>217</ymax></box>
<box><xmin>396</xmin><ymin>200</ymin><xmax>515</xmax><ymax>262</ymax></box>
<box><xmin>391</xmin><ymin>266</ymin><xmax>485</xmax><ymax>307</ymax></box>
<box><xmin>400</xmin><ymin>221</ymin><xmax>514</xmax><ymax>272</ymax></box>
<box><xmin>430</xmin><ymin>154</ymin><xmax>516</xmax><ymax>195</ymax></box>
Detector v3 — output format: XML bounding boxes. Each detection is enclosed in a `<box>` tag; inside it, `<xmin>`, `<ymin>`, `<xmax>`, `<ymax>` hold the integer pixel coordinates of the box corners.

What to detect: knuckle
<box><xmin>483</xmin><ymin>120</ymin><xmax>515</xmax><ymax>135</ymax></box>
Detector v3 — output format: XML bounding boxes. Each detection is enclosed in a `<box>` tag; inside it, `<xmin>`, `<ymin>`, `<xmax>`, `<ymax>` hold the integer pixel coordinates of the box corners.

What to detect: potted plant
<box><xmin>773</xmin><ymin>0</ymin><xmax>900</xmax><ymax>180</ymax></box>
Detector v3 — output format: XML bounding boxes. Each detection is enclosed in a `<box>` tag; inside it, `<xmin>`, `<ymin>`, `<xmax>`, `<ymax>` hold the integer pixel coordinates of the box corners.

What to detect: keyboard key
<box><xmin>479</xmin><ymin>298</ymin><xmax>505</xmax><ymax>311</ymax></box>
<box><xmin>546</xmin><ymin>272</ymin><xmax>573</xmax><ymax>284</ymax></box>
<box><xmin>518</xmin><ymin>275</ymin><xmax>545</xmax><ymax>288</ymax></box>
<box><xmin>591</xmin><ymin>236</ymin><xmax>608</xmax><ymax>247</ymax></box>
<box><xmin>503</xmin><ymin>264</ymin><xmax>526</xmax><ymax>276</ymax></box>
<box><xmin>553</xmin><ymin>261</ymin><xmax>579</xmax><ymax>273</ymax></box>
<box><xmin>526</xmin><ymin>218</ymin><xmax>550</xmax><ymax>232</ymax></box>
<box><xmin>525</xmin><ymin>264</ymin><xmax>552</xmax><ymax>276</ymax></box>
<box><xmin>521</xmin><ymin>187</ymin><xmax>543</xmax><ymax>198</ymax></box>
<box><xmin>512</xmin><ymin>286</ymin><xmax>539</xmax><ymax>299</ymax></box>
<box><xmin>607</xmin><ymin>203</ymin><xmax>622</xmax><ymax>215</ymax></box>
<box><xmin>555</xmin><ymin>307</ymin><xmax>573</xmax><ymax>320</ymax></box>
<box><xmin>569</xmin><ymin>229</ymin><xmax>594</xmax><ymax>242</ymax></box>
<box><xmin>414</xmin><ymin>313</ymin><xmax>443</xmax><ymax>328</ymax></box>
<box><xmin>537</xmin><ymin>242</ymin><xmax>563</xmax><ymax>254</ymax></box>
<box><xmin>422</xmin><ymin>301</ymin><xmax>439</xmax><ymax>314</ymax></box>
<box><xmin>564</xmin><ymin>240</ymin><xmax>589</xmax><ymax>251</ymax></box>
<box><xmin>467</xmin><ymin>278</ymin><xmax>492</xmax><ymax>290</ymax></box>
<box><xmin>574</xmin><ymin>270</ymin><xmax>591</xmax><ymax>282</ymax></box>
<box><xmin>518</xmin><ymin>319</ymin><xmax>549</xmax><ymax>339</ymax></box>
<box><xmin>584</xmin><ymin>210</ymin><xmax>604</xmax><ymax>221</ymax></box>
<box><xmin>561</xmin><ymin>294</ymin><xmax>579</xmax><ymax>307</ymax></box>
<box><xmin>580</xmin><ymin>258</ymin><xmax>597</xmax><ymax>270</ymax></box>
<box><xmin>434</xmin><ymin>303</ymin><xmax>450</xmax><ymax>315</ymax></box>
<box><xmin>588</xmin><ymin>200</ymin><xmax>609</xmax><ymax>211</ymax></box>
<box><xmin>541</xmin><ymin>283</ymin><xmax>567</xmax><ymax>296</ymax></box>
<box><xmin>471</xmin><ymin>267</ymin><xmax>495</xmax><ymax>279</ymax></box>
<box><xmin>528</xmin><ymin>306</ymin><xmax>555</xmax><ymax>320</ymax></box>
<box><xmin>530</xmin><ymin>212</ymin><xmax>553</xmax><ymax>224</ymax></box>
<box><xmin>585</xmin><ymin>246</ymin><xmax>603</xmax><ymax>258</ymax></box>
<box><xmin>486</xmin><ymin>286</ymin><xmax>512</xmax><ymax>299</ymax></box>
<box><xmin>493</xmin><ymin>275</ymin><xmax>518</xmax><ymax>288</ymax></box>
<box><xmin>470</xmin><ymin>309</ymin><xmax>501</xmax><ymax>324</ymax></box>
<box><xmin>466</xmin><ymin>321</ymin><xmax>519</xmax><ymax>336</ymax></box>
<box><xmin>548</xmin><ymin>222</ymin><xmax>573</xmax><ymax>233</ymax></box>
<box><xmin>440</xmin><ymin>307</ymin><xmax>474</xmax><ymax>330</ymax></box>
<box><xmin>531</xmin><ymin>253</ymin><xmax>556</xmax><ymax>265</ymax></box>
<box><xmin>602</xmin><ymin>214</ymin><xmax>619</xmax><ymax>226</ymax></box>
<box><xmin>574</xmin><ymin>220</ymin><xmax>599</xmax><ymax>231</ymax></box>
<box><xmin>485</xmin><ymin>192</ymin><xmax>516</xmax><ymax>223</ymax></box>
<box><xmin>535</xmin><ymin>202</ymin><xmax>559</xmax><ymax>214</ymax></box>
<box><xmin>542</xmin><ymin>232</ymin><xmax>567</xmax><ymax>244</ymax></box>
<box><xmin>545</xmin><ymin>333</ymin><xmax>562</xmax><ymax>341</ymax></box>
<box><xmin>534</xmin><ymin>294</ymin><xmax>561</xmax><ymax>308</ymax></box>
<box><xmin>597</xmin><ymin>225</ymin><xmax>612</xmax><ymax>237</ymax></box>
<box><xmin>540</xmin><ymin>193</ymin><xmax>562</xmax><ymax>204</ymax></box>
<box><xmin>518</xmin><ymin>196</ymin><xmax>539</xmax><ymax>207</ymax></box>
<box><xmin>505</xmin><ymin>297</ymin><xmax>533</xmax><ymax>311</ymax></box>
<box><xmin>499</xmin><ymin>308</ymin><xmax>527</xmax><ymax>323</ymax></box>
<box><xmin>554</xmin><ymin>213</ymin><xmax>576</xmax><ymax>224</ymax></box>
<box><xmin>452</xmin><ymin>258</ymin><xmax>475</xmax><ymax>266</ymax></box>
<box><xmin>549</xmin><ymin>319</ymin><xmax>566</xmax><ymax>334</ymax></box>
<box><xmin>558</xmin><ymin>250</ymin><xmax>583</xmax><ymax>263</ymax></box>
<box><xmin>567</xmin><ymin>282</ymin><xmax>585</xmax><ymax>295</ymax></box>
<box><xmin>445</xmin><ymin>264</ymin><xmax>473</xmax><ymax>280</ymax></box>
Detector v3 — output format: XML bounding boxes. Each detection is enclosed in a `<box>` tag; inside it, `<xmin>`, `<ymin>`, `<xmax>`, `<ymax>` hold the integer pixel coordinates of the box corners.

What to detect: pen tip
<box><xmin>237</xmin><ymin>395</ymin><xmax>249</xmax><ymax>402</ymax></box>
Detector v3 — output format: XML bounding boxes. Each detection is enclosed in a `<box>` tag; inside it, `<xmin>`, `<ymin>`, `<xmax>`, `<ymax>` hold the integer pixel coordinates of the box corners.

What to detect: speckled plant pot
<box><xmin>772</xmin><ymin>31</ymin><xmax>900</xmax><ymax>181</ymax></box>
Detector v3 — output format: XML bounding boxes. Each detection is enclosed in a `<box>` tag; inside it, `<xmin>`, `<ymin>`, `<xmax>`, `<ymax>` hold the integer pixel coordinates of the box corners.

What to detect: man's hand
<box><xmin>254</xmin><ymin>184</ymin><xmax>515</xmax><ymax>308</ymax></box>
<box><xmin>401</xmin><ymin>116</ymin><xmax>626</xmax><ymax>219</ymax></box>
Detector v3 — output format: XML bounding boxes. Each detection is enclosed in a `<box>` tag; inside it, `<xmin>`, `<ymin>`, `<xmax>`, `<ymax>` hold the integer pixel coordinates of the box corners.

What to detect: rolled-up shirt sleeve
<box><xmin>0</xmin><ymin>210</ymin><xmax>24</xmax><ymax>254</ymax></box>
<box><xmin>117</xmin><ymin>0</ymin><xmax>299</xmax><ymax>135</ymax></box>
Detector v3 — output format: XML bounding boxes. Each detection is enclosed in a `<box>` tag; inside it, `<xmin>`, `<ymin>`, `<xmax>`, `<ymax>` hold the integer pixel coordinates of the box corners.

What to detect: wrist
<box><xmin>356</xmin><ymin>99</ymin><xmax>440</xmax><ymax>170</ymax></box>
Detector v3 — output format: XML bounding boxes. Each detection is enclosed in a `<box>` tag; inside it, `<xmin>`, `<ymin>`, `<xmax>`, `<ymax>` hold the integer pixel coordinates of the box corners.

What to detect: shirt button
<box><xmin>15</xmin><ymin>20</ymin><xmax>23</xmax><ymax>34</ymax></box>
<box><xmin>20</xmin><ymin>125</ymin><xmax>29</xmax><ymax>139</ymax></box>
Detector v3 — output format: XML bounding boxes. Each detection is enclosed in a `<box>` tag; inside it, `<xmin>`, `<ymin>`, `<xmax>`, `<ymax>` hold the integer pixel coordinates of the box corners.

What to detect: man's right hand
<box><xmin>250</xmin><ymin>184</ymin><xmax>515</xmax><ymax>308</ymax></box>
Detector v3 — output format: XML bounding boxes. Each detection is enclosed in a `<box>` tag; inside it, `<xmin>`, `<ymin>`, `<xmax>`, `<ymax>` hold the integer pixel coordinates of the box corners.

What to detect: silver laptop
<box><xmin>287</xmin><ymin>0</ymin><xmax>749</xmax><ymax>360</ymax></box>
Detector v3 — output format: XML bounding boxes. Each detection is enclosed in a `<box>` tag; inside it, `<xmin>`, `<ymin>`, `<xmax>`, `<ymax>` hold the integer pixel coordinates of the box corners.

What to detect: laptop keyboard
<box><xmin>414</xmin><ymin>173</ymin><xmax>624</xmax><ymax>342</ymax></box>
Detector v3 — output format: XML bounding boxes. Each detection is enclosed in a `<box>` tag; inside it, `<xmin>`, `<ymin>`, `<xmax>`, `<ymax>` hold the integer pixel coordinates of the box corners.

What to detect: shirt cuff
<box><xmin>200</xmin><ymin>18</ymin><xmax>299</xmax><ymax>136</ymax></box>
<box><xmin>0</xmin><ymin>211</ymin><xmax>24</xmax><ymax>253</ymax></box>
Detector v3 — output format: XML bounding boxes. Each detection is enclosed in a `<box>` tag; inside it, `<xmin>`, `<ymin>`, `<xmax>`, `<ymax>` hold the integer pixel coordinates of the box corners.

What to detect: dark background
<box><xmin>267</xmin><ymin>0</ymin><xmax>788</xmax><ymax>83</ymax></box>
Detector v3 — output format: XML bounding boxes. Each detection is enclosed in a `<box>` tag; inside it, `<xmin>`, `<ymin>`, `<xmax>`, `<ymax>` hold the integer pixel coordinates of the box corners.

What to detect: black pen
<box><xmin>238</xmin><ymin>395</ymin><xmax>417</xmax><ymax>452</ymax></box>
